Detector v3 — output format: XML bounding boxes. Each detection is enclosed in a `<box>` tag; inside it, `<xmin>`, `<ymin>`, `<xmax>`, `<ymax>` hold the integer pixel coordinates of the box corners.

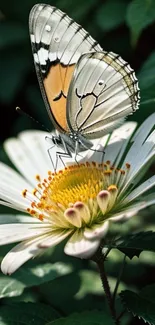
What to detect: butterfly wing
<box><xmin>67</xmin><ymin>52</ymin><xmax>140</xmax><ymax>139</ymax></box>
<box><xmin>29</xmin><ymin>4</ymin><xmax>102</xmax><ymax>133</ymax></box>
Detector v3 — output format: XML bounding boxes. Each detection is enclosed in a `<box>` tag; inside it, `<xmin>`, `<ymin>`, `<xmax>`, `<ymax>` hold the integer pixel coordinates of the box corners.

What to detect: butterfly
<box><xmin>29</xmin><ymin>4</ymin><xmax>140</xmax><ymax>167</ymax></box>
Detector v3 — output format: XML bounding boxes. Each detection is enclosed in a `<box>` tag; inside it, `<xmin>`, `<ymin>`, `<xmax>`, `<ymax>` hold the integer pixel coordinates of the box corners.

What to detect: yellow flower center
<box><xmin>46</xmin><ymin>163</ymin><xmax>105</xmax><ymax>206</ymax></box>
<box><xmin>23</xmin><ymin>161</ymin><xmax>130</xmax><ymax>226</ymax></box>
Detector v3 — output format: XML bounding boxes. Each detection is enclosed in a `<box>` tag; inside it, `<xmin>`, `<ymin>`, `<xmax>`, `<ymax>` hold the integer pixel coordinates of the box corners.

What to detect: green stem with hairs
<box><xmin>92</xmin><ymin>247</ymin><xmax>120</xmax><ymax>325</ymax></box>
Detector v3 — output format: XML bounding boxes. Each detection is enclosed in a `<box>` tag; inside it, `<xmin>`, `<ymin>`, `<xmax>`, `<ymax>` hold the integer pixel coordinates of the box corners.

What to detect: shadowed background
<box><xmin>0</xmin><ymin>1</ymin><xmax>155</xmax><ymax>324</ymax></box>
<box><xmin>0</xmin><ymin>0</ymin><xmax>155</xmax><ymax>145</ymax></box>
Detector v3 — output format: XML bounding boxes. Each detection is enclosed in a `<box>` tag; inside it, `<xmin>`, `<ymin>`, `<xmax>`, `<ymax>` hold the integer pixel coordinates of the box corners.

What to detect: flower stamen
<box><xmin>22</xmin><ymin>162</ymin><xmax>127</xmax><ymax>227</ymax></box>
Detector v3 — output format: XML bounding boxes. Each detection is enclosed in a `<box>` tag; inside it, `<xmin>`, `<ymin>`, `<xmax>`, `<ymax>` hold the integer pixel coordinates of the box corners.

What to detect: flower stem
<box><xmin>112</xmin><ymin>255</ymin><xmax>126</xmax><ymax>304</ymax></box>
<box><xmin>116</xmin><ymin>309</ymin><xmax>126</xmax><ymax>322</ymax></box>
<box><xmin>92</xmin><ymin>248</ymin><xmax>120</xmax><ymax>325</ymax></box>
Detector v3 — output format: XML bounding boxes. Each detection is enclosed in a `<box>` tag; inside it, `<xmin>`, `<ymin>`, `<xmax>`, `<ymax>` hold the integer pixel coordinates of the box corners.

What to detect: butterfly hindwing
<box><xmin>29</xmin><ymin>4</ymin><xmax>102</xmax><ymax>132</ymax></box>
<box><xmin>67</xmin><ymin>52</ymin><xmax>140</xmax><ymax>139</ymax></box>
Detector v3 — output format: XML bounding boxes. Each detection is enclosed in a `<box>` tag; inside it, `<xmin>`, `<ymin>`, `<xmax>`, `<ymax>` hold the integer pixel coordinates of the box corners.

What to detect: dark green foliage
<box><xmin>120</xmin><ymin>285</ymin><xmax>155</xmax><ymax>325</ymax></box>
<box><xmin>0</xmin><ymin>302</ymin><xmax>60</xmax><ymax>324</ymax></box>
<box><xmin>108</xmin><ymin>231</ymin><xmax>155</xmax><ymax>259</ymax></box>
<box><xmin>126</xmin><ymin>0</ymin><xmax>155</xmax><ymax>45</ymax></box>
<box><xmin>47</xmin><ymin>311</ymin><xmax>114</xmax><ymax>325</ymax></box>
<box><xmin>0</xmin><ymin>1</ymin><xmax>155</xmax><ymax>324</ymax></box>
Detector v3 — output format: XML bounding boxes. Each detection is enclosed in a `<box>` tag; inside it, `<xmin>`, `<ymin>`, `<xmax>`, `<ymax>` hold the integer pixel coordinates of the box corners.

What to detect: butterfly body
<box><xmin>29</xmin><ymin>4</ymin><xmax>140</xmax><ymax>167</ymax></box>
<box><xmin>51</xmin><ymin>131</ymin><xmax>93</xmax><ymax>153</ymax></box>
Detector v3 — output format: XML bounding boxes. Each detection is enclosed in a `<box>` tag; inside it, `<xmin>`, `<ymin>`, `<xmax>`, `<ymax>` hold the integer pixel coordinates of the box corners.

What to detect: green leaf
<box><xmin>0</xmin><ymin>302</ymin><xmax>60</xmax><ymax>325</ymax></box>
<box><xmin>47</xmin><ymin>311</ymin><xmax>114</xmax><ymax>325</ymax></box>
<box><xmin>40</xmin><ymin>272</ymin><xmax>81</xmax><ymax>306</ymax></box>
<box><xmin>0</xmin><ymin>276</ymin><xmax>25</xmax><ymax>299</ymax></box>
<box><xmin>120</xmin><ymin>285</ymin><xmax>155</xmax><ymax>325</ymax></box>
<box><xmin>75</xmin><ymin>270</ymin><xmax>126</xmax><ymax>298</ymax></box>
<box><xmin>138</xmin><ymin>51</ymin><xmax>155</xmax><ymax>90</ymax></box>
<box><xmin>0</xmin><ymin>262</ymin><xmax>72</xmax><ymax>298</ymax></box>
<box><xmin>135</xmin><ymin>52</ymin><xmax>155</xmax><ymax>118</ymax></box>
<box><xmin>126</xmin><ymin>0</ymin><xmax>155</xmax><ymax>45</ymax></box>
<box><xmin>96</xmin><ymin>0</ymin><xmax>127</xmax><ymax>31</ymax></box>
<box><xmin>75</xmin><ymin>270</ymin><xmax>103</xmax><ymax>299</ymax></box>
<box><xmin>109</xmin><ymin>231</ymin><xmax>155</xmax><ymax>259</ymax></box>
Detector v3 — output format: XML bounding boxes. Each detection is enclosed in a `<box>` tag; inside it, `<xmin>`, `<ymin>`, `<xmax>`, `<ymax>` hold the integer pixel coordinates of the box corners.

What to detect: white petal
<box><xmin>0</xmin><ymin>223</ymin><xmax>52</xmax><ymax>245</ymax></box>
<box><xmin>4</xmin><ymin>130</ymin><xmax>52</xmax><ymax>185</ymax></box>
<box><xmin>1</xmin><ymin>236</ymin><xmax>48</xmax><ymax>274</ymax></box>
<box><xmin>122</xmin><ymin>176</ymin><xmax>155</xmax><ymax>204</ymax></box>
<box><xmin>80</xmin><ymin>139</ymin><xmax>107</xmax><ymax>164</ymax></box>
<box><xmin>128</xmin><ymin>132</ymin><xmax>155</xmax><ymax>176</ymax></box>
<box><xmin>120</xmin><ymin>148</ymin><xmax>155</xmax><ymax>196</ymax></box>
<box><xmin>84</xmin><ymin>221</ymin><xmax>109</xmax><ymax>240</ymax></box>
<box><xmin>4</xmin><ymin>138</ymin><xmax>38</xmax><ymax>186</ymax></box>
<box><xmin>139</xmin><ymin>193</ymin><xmax>155</xmax><ymax>207</ymax></box>
<box><xmin>130</xmin><ymin>113</ymin><xmax>155</xmax><ymax>147</ymax></box>
<box><xmin>0</xmin><ymin>162</ymin><xmax>34</xmax><ymax>211</ymax></box>
<box><xmin>120</xmin><ymin>114</ymin><xmax>155</xmax><ymax>191</ymax></box>
<box><xmin>19</xmin><ymin>130</ymin><xmax>51</xmax><ymax>175</ymax></box>
<box><xmin>104</xmin><ymin>122</ymin><xmax>137</xmax><ymax>165</ymax></box>
<box><xmin>0</xmin><ymin>162</ymin><xmax>30</xmax><ymax>189</ymax></box>
<box><xmin>78</xmin><ymin>122</ymin><xmax>136</xmax><ymax>165</ymax></box>
<box><xmin>87</xmin><ymin>143</ymin><xmax>105</xmax><ymax>164</ymax></box>
<box><xmin>64</xmin><ymin>230</ymin><xmax>100</xmax><ymax>258</ymax></box>
<box><xmin>0</xmin><ymin>187</ymin><xmax>29</xmax><ymax>211</ymax></box>
<box><xmin>38</xmin><ymin>230</ymin><xmax>71</xmax><ymax>248</ymax></box>
<box><xmin>109</xmin><ymin>202</ymin><xmax>147</xmax><ymax>222</ymax></box>
<box><xmin>0</xmin><ymin>214</ymin><xmax>41</xmax><ymax>224</ymax></box>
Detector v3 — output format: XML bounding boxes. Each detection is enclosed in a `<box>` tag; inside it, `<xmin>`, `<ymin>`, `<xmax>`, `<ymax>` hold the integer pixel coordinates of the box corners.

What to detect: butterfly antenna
<box><xmin>16</xmin><ymin>107</ymin><xmax>50</xmax><ymax>132</ymax></box>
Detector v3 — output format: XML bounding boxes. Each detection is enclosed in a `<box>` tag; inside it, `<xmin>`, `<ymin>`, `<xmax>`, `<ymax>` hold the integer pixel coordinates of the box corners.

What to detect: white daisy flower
<box><xmin>0</xmin><ymin>114</ymin><xmax>155</xmax><ymax>275</ymax></box>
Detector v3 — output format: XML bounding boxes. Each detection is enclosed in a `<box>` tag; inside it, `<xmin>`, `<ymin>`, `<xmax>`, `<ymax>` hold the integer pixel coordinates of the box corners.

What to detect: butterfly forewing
<box><xmin>29</xmin><ymin>4</ymin><xmax>102</xmax><ymax>133</ymax></box>
<box><xmin>67</xmin><ymin>52</ymin><xmax>140</xmax><ymax>139</ymax></box>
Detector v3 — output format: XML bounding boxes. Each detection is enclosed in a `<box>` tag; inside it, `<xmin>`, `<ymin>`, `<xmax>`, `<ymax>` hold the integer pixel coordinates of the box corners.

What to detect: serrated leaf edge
<box><xmin>120</xmin><ymin>291</ymin><xmax>154</xmax><ymax>325</ymax></box>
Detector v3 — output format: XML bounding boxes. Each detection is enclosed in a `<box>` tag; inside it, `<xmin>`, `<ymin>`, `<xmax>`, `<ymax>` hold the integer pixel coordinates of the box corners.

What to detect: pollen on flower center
<box><xmin>47</xmin><ymin>163</ymin><xmax>105</xmax><ymax>205</ymax></box>
<box><xmin>23</xmin><ymin>161</ymin><xmax>130</xmax><ymax>224</ymax></box>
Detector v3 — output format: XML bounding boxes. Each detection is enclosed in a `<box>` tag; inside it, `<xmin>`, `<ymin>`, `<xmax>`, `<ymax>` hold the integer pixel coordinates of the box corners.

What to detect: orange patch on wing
<box><xmin>44</xmin><ymin>63</ymin><xmax>75</xmax><ymax>131</ymax></box>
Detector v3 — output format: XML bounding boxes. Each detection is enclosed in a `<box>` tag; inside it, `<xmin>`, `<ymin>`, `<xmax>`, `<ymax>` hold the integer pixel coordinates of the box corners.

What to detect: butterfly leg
<box><xmin>46</xmin><ymin>135</ymin><xmax>73</xmax><ymax>171</ymax></box>
<box><xmin>91</xmin><ymin>146</ymin><xmax>105</xmax><ymax>164</ymax></box>
<box><xmin>47</xmin><ymin>145</ymin><xmax>58</xmax><ymax>172</ymax></box>
<box><xmin>74</xmin><ymin>141</ymin><xmax>80</xmax><ymax>165</ymax></box>
<box><xmin>80</xmin><ymin>141</ymin><xmax>105</xmax><ymax>164</ymax></box>
<box><xmin>47</xmin><ymin>145</ymin><xmax>73</xmax><ymax>171</ymax></box>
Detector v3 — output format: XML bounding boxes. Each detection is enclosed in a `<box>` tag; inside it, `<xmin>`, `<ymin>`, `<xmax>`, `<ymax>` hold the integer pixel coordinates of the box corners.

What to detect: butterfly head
<box><xmin>51</xmin><ymin>131</ymin><xmax>93</xmax><ymax>154</ymax></box>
